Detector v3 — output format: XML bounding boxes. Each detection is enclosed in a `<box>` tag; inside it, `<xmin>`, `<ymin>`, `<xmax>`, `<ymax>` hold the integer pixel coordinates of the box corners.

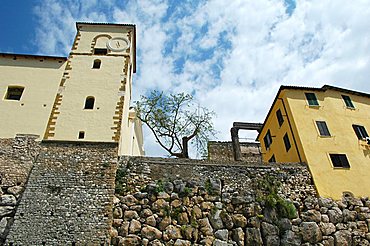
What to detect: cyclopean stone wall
<box><xmin>111</xmin><ymin>157</ymin><xmax>370</xmax><ymax>245</ymax></box>
<box><xmin>0</xmin><ymin>135</ymin><xmax>40</xmax><ymax>244</ymax></box>
<box><xmin>3</xmin><ymin>140</ymin><xmax>118</xmax><ymax>245</ymax></box>
<box><xmin>1</xmin><ymin>138</ymin><xmax>370</xmax><ymax>245</ymax></box>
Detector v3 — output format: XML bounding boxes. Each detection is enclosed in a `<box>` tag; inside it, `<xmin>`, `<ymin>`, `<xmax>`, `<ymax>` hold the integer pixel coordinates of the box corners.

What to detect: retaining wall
<box><xmin>111</xmin><ymin>157</ymin><xmax>370</xmax><ymax>245</ymax></box>
<box><xmin>1</xmin><ymin>137</ymin><xmax>118</xmax><ymax>245</ymax></box>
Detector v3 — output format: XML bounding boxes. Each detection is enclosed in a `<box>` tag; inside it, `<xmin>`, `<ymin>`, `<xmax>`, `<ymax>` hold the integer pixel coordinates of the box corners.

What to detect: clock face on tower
<box><xmin>107</xmin><ymin>37</ymin><xmax>131</xmax><ymax>52</ymax></box>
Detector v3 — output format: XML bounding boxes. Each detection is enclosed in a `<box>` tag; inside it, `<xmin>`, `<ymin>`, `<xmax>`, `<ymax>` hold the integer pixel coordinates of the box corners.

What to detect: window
<box><xmin>78</xmin><ymin>131</ymin><xmax>85</xmax><ymax>139</ymax></box>
<box><xmin>5</xmin><ymin>86</ymin><xmax>24</xmax><ymax>100</ymax></box>
<box><xmin>92</xmin><ymin>59</ymin><xmax>101</xmax><ymax>69</ymax></box>
<box><xmin>276</xmin><ymin>109</ymin><xmax>284</xmax><ymax>126</ymax></box>
<box><xmin>342</xmin><ymin>95</ymin><xmax>354</xmax><ymax>108</ymax></box>
<box><xmin>316</xmin><ymin>121</ymin><xmax>331</xmax><ymax>137</ymax></box>
<box><xmin>94</xmin><ymin>48</ymin><xmax>107</xmax><ymax>55</ymax></box>
<box><xmin>329</xmin><ymin>154</ymin><xmax>350</xmax><ymax>168</ymax></box>
<box><xmin>305</xmin><ymin>92</ymin><xmax>319</xmax><ymax>106</ymax></box>
<box><xmin>263</xmin><ymin>130</ymin><xmax>273</xmax><ymax>149</ymax></box>
<box><xmin>268</xmin><ymin>155</ymin><xmax>276</xmax><ymax>163</ymax></box>
<box><xmin>352</xmin><ymin>124</ymin><xmax>369</xmax><ymax>140</ymax></box>
<box><xmin>283</xmin><ymin>133</ymin><xmax>291</xmax><ymax>152</ymax></box>
<box><xmin>84</xmin><ymin>96</ymin><xmax>95</xmax><ymax>109</ymax></box>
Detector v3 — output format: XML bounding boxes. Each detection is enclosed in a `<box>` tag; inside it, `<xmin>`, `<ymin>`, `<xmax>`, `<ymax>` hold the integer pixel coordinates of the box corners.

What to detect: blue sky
<box><xmin>1</xmin><ymin>0</ymin><xmax>370</xmax><ymax>157</ymax></box>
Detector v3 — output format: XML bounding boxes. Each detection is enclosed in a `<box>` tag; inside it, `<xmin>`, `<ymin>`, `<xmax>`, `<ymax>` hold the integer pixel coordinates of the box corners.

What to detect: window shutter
<box><xmin>283</xmin><ymin>133</ymin><xmax>291</xmax><ymax>151</ymax></box>
<box><xmin>339</xmin><ymin>155</ymin><xmax>350</xmax><ymax>168</ymax></box>
<box><xmin>316</xmin><ymin>121</ymin><xmax>331</xmax><ymax>136</ymax></box>
<box><xmin>276</xmin><ymin>109</ymin><xmax>284</xmax><ymax>126</ymax></box>
<box><xmin>330</xmin><ymin>154</ymin><xmax>350</xmax><ymax>168</ymax></box>
<box><xmin>342</xmin><ymin>95</ymin><xmax>355</xmax><ymax>108</ymax></box>
<box><xmin>305</xmin><ymin>93</ymin><xmax>319</xmax><ymax>106</ymax></box>
<box><xmin>352</xmin><ymin>125</ymin><xmax>369</xmax><ymax>139</ymax></box>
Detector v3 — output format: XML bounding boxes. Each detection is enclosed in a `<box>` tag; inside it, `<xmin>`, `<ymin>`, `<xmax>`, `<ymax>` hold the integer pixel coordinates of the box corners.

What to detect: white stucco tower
<box><xmin>43</xmin><ymin>22</ymin><xmax>144</xmax><ymax>155</ymax></box>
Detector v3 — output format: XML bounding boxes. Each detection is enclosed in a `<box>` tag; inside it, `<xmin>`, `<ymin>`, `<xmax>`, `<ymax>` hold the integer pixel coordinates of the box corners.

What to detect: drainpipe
<box><xmin>278</xmin><ymin>98</ymin><xmax>303</xmax><ymax>163</ymax></box>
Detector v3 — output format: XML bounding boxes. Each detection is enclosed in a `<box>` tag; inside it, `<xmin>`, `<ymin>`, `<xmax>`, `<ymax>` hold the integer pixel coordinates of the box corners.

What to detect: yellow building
<box><xmin>257</xmin><ymin>85</ymin><xmax>370</xmax><ymax>199</ymax></box>
<box><xmin>0</xmin><ymin>22</ymin><xmax>144</xmax><ymax>156</ymax></box>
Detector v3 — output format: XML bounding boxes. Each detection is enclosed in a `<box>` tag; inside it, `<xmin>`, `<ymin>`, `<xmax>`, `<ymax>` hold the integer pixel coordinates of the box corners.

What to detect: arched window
<box><xmin>93</xmin><ymin>35</ymin><xmax>110</xmax><ymax>55</ymax></box>
<box><xmin>92</xmin><ymin>59</ymin><xmax>101</xmax><ymax>69</ymax></box>
<box><xmin>84</xmin><ymin>96</ymin><xmax>95</xmax><ymax>109</ymax></box>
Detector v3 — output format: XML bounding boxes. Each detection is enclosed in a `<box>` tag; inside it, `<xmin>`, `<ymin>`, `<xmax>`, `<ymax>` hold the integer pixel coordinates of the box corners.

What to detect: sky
<box><xmin>1</xmin><ymin>0</ymin><xmax>370</xmax><ymax>158</ymax></box>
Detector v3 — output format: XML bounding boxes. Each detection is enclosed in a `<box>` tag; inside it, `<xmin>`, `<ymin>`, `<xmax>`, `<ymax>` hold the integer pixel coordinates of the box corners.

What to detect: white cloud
<box><xmin>32</xmin><ymin>0</ymin><xmax>370</xmax><ymax>157</ymax></box>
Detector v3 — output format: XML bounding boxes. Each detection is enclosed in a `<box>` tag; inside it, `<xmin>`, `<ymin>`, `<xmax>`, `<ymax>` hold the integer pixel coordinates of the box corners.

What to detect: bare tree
<box><xmin>136</xmin><ymin>91</ymin><xmax>216</xmax><ymax>158</ymax></box>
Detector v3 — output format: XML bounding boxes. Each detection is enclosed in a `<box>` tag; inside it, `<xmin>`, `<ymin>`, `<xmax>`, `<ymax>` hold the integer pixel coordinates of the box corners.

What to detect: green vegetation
<box><xmin>256</xmin><ymin>174</ymin><xmax>297</xmax><ymax>219</ymax></box>
<box><xmin>204</xmin><ymin>179</ymin><xmax>213</xmax><ymax>194</ymax></box>
<box><xmin>155</xmin><ymin>179</ymin><xmax>165</xmax><ymax>193</ymax></box>
<box><xmin>115</xmin><ymin>168</ymin><xmax>127</xmax><ymax>195</ymax></box>
<box><xmin>181</xmin><ymin>187</ymin><xmax>192</xmax><ymax>197</ymax></box>
<box><xmin>171</xmin><ymin>207</ymin><xmax>182</xmax><ymax>219</ymax></box>
<box><xmin>161</xmin><ymin>205</ymin><xmax>171</xmax><ymax>217</ymax></box>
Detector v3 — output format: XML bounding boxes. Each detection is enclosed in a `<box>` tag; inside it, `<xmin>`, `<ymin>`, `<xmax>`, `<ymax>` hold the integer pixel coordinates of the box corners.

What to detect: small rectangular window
<box><xmin>94</xmin><ymin>48</ymin><xmax>107</xmax><ymax>55</ymax></box>
<box><xmin>305</xmin><ymin>92</ymin><xmax>319</xmax><ymax>106</ymax></box>
<box><xmin>5</xmin><ymin>86</ymin><xmax>24</xmax><ymax>100</ymax></box>
<box><xmin>268</xmin><ymin>155</ymin><xmax>276</xmax><ymax>163</ymax></box>
<box><xmin>283</xmin><ymin>133</ymin><xmax>291</xmax><ymax>152</ymax></box>
<box><xmin>263</xmin><ymin>130</ymin><xmax>273</xmax><ymax>150</ymax></box>
<box><xmin>316</xmin><ymin>121</ymin><xmax>331</xmax><ymax>137</ymax></box>
<box><xmin>329</xmin><ymin>154</ymin><xmax>350</xmax><ymax>168</ymax></box>
<box><xmin>78</xmin><ymin>131</ymin><xmax>85</xmax><ymax>139</ymax></box>
<box><xmin>276</xmin><ymin>109</ymin><xmax>284</xmax><ymax>126</ymax></box>
<box><xmin>352</xmin><ymin>124</ymin><xmax>369</xmax><ymax>140</ymax></box>
<box><xmin>342</xmin><ymin>95</ymin><xmax>354</xmax><ymax>108</ymax></box>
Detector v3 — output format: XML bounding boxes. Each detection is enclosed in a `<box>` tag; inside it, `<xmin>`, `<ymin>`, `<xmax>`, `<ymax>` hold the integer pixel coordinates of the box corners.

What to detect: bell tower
<box><xmin>43</xmin><ymin>22</ymin><xmax>137</xmax><ymax>148</ymax></box>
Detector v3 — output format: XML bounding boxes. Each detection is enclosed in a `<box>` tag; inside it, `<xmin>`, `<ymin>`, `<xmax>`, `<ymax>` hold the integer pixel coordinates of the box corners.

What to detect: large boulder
<box><xmin>209</xmin><ymin>209</ymin><xmax>224</xmax><ymax>230</ymax></box>
<box><xmin>215</xmin><ymin>229</ymin><xmax>228</xmax><ymax>241</ymax></box>
<box><xmin>328</xmin><ymin>207</ymin><xmax>343</xmax><ymax>224</ymax></box>
<box><xmin>199</xmin><ymin>218</ymin><xmax>214</xmax><ymax>236</ymax></box>
<box><xmin>301</xmin><ymin>209</ymin><xmax>321</xmax><ymax>222</ymax></box>
<box><xmin>0</xmin><ymin>206</ymin><xmax>14</xmax><ymax>217</ymax></box>
<box><xmin>261</xmin><ymin>222</ymin><xmax>280</xmax><ymax>246</ymax></box>
<box><xmin>118</xmin><ymin>221</ymin><xmax>129</xmax><ymax>237</ymax></box>
<box><xmin>334</xmin><ymin>230</ymin><xmax>352</xmax><ymax>246</ymax></box>
<box><xmin>281</xmin><ymin>230</ymin><xmax>301</xmax><ymax>246</ymax></box>
<box><xmin>174</xmin><ymin>239</ymin><xmax>191</xmax><ymax>246</ymax></box>
<box><xmin>0</xmin><ymin>194</ymin><xmax>17</xmax><ymax>206</ymax></box>
<box><xmin>178</xmin><ymin>212</ymin><xmax>189</xmax><ymax>225</ymax></box>
<box><xmin>232</xmin><ymin>227</ymin><xmax>244</xmax><ymax>246</ymax></box>
<box><xmin>245</xmin><ymin>228</ymin><xmax>263</xmax><ymax>245</ymax></box>
<box><xmin>213</xmin><ymin>239</ymin><xmax>229</xmax><ymax>246</ymax></box>
<box><xmin>220</xmin><ymin>211</ymin><xmax>234</xmax><ymax>229</ymax></box>
<box><xmin>121</xmin><ymin>234</ymin><xmax>141</xmax><ymax>245</ymax></box>
<box><xmin>159</xmin><ymin>216</ymin><xmax>171</xmax><ymax>231</ymax></box>
<box><xmin>232</xmin><ymin>214</ymin><xmax>247</xmax><ymax>228</ymax></box>
<box><xmin>301</xmin><ymin>222</ymin><xmax>322</xmax><ymax>243</ymax></box>
<box><xmin>129</xmin><ymin>219</ymin><xmax>141</xmax><ymax>234</ymax></box>
<box><xmin>163</xmin><ymin>225</ymin><xmax>182</xmax><ymax>241</ymax></box>
<box><xmin>141</xmin><ymin>226</ymin><xmax>162</xmax><ymax>241</ymax></box>
<box><xmin>121</xmin><ymin>194</ymin><xmax>138</xmax><ymax>206</ymax></box>
<box><xmin>124</xmin><ymin>210</ymin><xmax>139</xmax><ymax>220</ymax></box>
<box><xmin>319</xmin><ymin>222</ymin><xmax>336</xmax><ymax>236</ymax></box>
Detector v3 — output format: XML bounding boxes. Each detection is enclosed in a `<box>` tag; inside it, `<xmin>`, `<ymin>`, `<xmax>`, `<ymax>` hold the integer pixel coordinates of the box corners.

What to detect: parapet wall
<box><xmin>208</xmin><ymin>141</ymin><xmax>261</xmax><ymax>162</ymax></box>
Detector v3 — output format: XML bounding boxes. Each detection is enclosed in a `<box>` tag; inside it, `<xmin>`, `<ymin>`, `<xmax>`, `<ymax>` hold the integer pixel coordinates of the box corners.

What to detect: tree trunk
<box><xmin>182</xmin><ymin>136</ymin><xmax>189</xmax><ymax>158</ymax></box>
